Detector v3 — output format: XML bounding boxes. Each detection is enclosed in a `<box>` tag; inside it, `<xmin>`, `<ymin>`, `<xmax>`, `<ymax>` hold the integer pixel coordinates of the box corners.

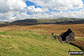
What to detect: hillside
<box><xmin>10</xmin><ymin>18</ymin><xmax>84</xmax><ymax>24</ymax></box>
<box><xmin>0</xmin><ymin>18</ymin><xmax>84</xmax><ymax>27</ymax></box>
<box><xmin>10</xmin><ymin>19</ymin><xmax>37</xmax><ymax>25</ymax></box>
<box><xmin>0</xmin><ymin>30</ymin><xmax>81</xmax><ymax>56</ymax></box>
<box><xmin>37</xmin><ymin>18</ymin><xmax>78</xmax><ymax>24</ymax></box>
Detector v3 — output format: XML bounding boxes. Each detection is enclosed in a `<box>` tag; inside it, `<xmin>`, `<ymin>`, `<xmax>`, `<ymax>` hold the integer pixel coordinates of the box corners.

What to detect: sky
<box><xmin>0</xmin><ymin>0</ymin><xmax>84</xmax><ymax>21</ymax></box>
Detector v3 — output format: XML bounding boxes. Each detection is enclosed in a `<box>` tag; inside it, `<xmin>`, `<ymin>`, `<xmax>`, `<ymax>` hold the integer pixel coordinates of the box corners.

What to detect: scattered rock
<box><xmin>51</xmin><ymin>33</ymin><xmax>58</xmax><ymax>39</ymax></box>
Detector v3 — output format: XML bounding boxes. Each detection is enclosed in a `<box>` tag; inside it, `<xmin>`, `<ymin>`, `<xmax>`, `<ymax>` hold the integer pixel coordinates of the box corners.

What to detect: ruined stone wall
<box><xmin>66</xmin><ymin>32</ymin><xmax>75</xmax><ymax>42</ymax></box>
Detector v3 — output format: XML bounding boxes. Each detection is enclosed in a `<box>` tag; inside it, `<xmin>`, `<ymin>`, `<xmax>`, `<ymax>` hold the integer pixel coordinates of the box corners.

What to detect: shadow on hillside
<box><xmin>69</xmin><ymin>40</ymin><xmax>84</xmax><ymax>51</ymax></box>
<box><xmin>0</xmin><ymin>19</ymin><xmax>39</xmax><ymax>27</ymax></box>
<box><xmin>0</xmin><ymin>24</ymin><xmax>39</xmax><ymax>27</ymax></box>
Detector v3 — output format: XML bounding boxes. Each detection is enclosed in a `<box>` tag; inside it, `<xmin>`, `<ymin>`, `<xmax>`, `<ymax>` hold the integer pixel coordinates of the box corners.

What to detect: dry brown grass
<box><xmin>0</xmin><ymin>24</ymin><xmax>84</xmax><ymax>37</ymax></box>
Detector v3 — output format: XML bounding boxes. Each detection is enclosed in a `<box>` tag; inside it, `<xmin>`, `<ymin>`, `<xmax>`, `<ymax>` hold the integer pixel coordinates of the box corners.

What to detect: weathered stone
<box><xmin>57</xmin><ymin>36</ymin><xmax>63</xmax><ymax>43</ymax></box>
<box><xmin>58</xmin><ymin>28</ymin><xmax>75</xmax><ymax>43</ymax></box>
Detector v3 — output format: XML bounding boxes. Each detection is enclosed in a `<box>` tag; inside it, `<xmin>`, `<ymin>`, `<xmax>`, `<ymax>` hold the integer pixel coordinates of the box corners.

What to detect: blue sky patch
<box><xmin>70</xmin><ymin>8</ymin><xmax>82</xmax><ymax>11</ymax></box>
<box><xmin>25</xmin><ymin>0</ymin><xmax>35</xmax><ymax>6</ymax></box>
<box><xmin>63</xmin><ymin>8</ymin><xmax>82</xmax><ymax>12</ymax></box>
<box><xmin>49</xmin><ymin>9</ymin><xmax>60</xmax><ymax>12</ymax></box>
<box><xmin>35</xmin><ymin>6</ymin><xmax>42</xmax><ymax>8</ymax></box>
<box><xmin>82</xmin><ymin>0</ymin><xmax>84</xmax><ymax>4</ymax></box>
<box><xmin>26</xmin><ymin>12</ymin><xmax>32</xmax><ymax>15</ymax></box>
<box><xmin>45</xmin><ymin>11</ymin><xmax>51</xmax><ymax>15</ymax></box>
<box><xmin>25</xmin><ymin>0</ymin><xmax>42</xmax><ymax>8</ymax></box>
<box><xmin>12</xmin><ymin>14</ymin><xmax>16</xmax><ymax>17</ymax></box>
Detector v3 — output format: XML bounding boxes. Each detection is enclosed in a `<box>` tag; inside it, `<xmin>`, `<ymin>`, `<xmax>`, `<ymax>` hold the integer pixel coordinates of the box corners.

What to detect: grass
<box><xmin>76</xmin><ymin>37</ymin><xmax>84</xmax><ymax>41</ymax></box>
<box><xmin>0</xmin><ymin>30</ymin><xmax>82</xmax><ymax>56</ymax></box>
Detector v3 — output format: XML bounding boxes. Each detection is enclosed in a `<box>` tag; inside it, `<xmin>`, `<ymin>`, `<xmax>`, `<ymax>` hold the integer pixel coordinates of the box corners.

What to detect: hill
<box><xmin>0</xmin><ymin>18</ymin><xmax>84</xmax><ymax>26</ymax></box>
<box><xmin>10</xmin><ymin>18</ymin><xmax>84</xmax><ymax>25</ymax></box>
<box><xmin>0</xmin><ymin>30</ymin><xmax>81</xmax><ymax>56</ymax></box>
<box><xmin>9</xmin><ymin>19</ymin><xmax>37</xmax><ymax>25</ymax></box>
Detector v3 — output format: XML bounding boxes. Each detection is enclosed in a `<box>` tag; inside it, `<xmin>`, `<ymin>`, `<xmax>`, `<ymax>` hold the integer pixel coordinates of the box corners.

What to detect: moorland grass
<box><xmin>0</xmin><ymin>30</ymin><xmax>82</xmax><ymax>56</ymax></box>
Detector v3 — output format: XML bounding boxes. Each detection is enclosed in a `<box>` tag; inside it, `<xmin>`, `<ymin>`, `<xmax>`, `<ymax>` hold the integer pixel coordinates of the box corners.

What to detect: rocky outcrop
<box><xmin>52</xmin><ymin>29</ymin><xmax>75</xmax><ymax>43</ymax></box>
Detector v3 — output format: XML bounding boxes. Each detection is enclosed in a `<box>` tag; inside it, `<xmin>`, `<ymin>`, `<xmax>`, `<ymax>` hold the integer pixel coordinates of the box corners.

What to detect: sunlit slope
<box><xmin>0</xmin><ymin>30</ymin><xmax>81</xmax><ymax>56</ymax></box>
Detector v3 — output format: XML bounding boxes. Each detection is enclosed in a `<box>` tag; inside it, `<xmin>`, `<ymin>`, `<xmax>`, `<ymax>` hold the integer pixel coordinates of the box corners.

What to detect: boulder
<box><xmin>58</xmin><ymin>28</ymin><xmax>75</xmax><ymax>43</ymax></box>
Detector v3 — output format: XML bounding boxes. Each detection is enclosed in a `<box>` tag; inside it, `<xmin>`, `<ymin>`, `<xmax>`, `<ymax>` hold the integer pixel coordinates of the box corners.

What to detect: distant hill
<box><xmin>10</xmin><ymin>18</ymin><xmax>84</xmax><ymax>24</ymax></box>
<box><xmin>9</xmin><ymin>19</ymin><xmax>38</xmax><ymax>25</ymax></box>
<box><xmin>55</xmin><ymin>19</ymin><xmax>84</xmax><ymax>24</ymax></box>
<box><xmin>36</xmin><ymin>18</ymin><xmax>84</xmax><ymax>24</ymax></box>
<box><xmin>0</xmin><ymin>18</ymin><xmax>84</xmax><ymax>26</ymax></box>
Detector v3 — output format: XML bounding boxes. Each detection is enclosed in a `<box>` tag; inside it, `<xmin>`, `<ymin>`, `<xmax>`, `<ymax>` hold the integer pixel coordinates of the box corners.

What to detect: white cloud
<box><xmin>24</xmin><ymin>6</ymin><xmax>49</xmax><ymax>14</ymax></box>
<box><xmin>29</xmin><ymin>0</ymin><xmax>83</xmax><ymax>10</ymax></box>
<box><xmin>0</xmin><ymin>0</ymin><xmax>84</xmax><ymax>21</ymax></box>
<box><xmin>0</xmin><ymin>0</ymin><xmax>26</xmax><ymax>13</ymax></box>
<box><xmin>22</xmin><ymin>0</ymin><xmax>84</xmax><ymax>18</ymax></box>
<box><xmin>7</xmin><ymin>0</ymin><xmax>26</xmax><ymax>11</ymax></box>
<box><xmin>0</xmin><ymin>0</ymin><xmax>27</xmax><ymax>21</ymax></box>
<box><xmin>27</xmin><ymin>6</ymin><xmax>43</xmax><ymax>13</ymax></box>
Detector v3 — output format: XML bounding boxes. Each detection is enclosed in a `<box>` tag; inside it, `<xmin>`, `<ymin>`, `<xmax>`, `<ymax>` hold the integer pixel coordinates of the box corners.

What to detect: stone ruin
<box><xmin>52</xmin><ymin>28</ymin><xmax>75</xmax><ymax>43</ymax></box>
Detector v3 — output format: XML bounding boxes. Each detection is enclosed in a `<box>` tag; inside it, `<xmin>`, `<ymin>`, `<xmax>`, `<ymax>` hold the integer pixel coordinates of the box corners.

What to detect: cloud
<box><xmin>0</xmin><ymin>0</ymin><xmax>27</xmax><ymax>21</ymax></box>
<box><xmin>7</xmin><ymin>0</ymin><xmax>26</xmax><ymax>11</ymax></box>
<box><xmin>27</xmin><ymin>6</ymin><xmax>43</xmax><ymax>13</ymax></box>
<box><xmin>0</xmin><ymin>0</ymin><xmax>84</xmax><ymax>22</ymax></box>
<box><xmin>0</xmin><ymin>0</ymin><xmax>26</xmax><ymax>13</ymax></box>
<box><xmin>23</xmin><ymin>0</ymin><xmax>84</xmax><ymax>18</ymax></box>
<box><xmin>29</xmin><ymin>0</ymin><xmax>83</xmax><ymax>10</ymax></box>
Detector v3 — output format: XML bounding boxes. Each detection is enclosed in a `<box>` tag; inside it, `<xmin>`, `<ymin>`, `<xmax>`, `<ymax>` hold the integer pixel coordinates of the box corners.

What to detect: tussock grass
<box><xmin>0</xmin><ymin>30</ymin><xmax>82</xmax><ymax>56</ymax></box>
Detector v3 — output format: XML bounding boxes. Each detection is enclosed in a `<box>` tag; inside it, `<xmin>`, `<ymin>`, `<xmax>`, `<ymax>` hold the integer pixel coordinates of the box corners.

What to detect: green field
<box><xmin>0</xmin><ymin>30</ymin><xmax>82</xmax><ymax>56</ymax></box>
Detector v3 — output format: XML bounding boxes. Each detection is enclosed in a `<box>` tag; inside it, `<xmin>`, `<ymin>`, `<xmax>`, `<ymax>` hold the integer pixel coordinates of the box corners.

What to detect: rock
<box><xmin>58</xmin><ymin>28</ymin><xmax>75</xmax><ymax>43</ymax></box>
<box><xmin>51</xmin><ymin>33</ymin><xmax>57</xmax><ymax>39</ymax></box>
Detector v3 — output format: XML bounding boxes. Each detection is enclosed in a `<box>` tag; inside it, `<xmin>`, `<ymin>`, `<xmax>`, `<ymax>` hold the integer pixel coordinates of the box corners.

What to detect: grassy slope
<box><xmin>0</xmin><ymin>30</ymin><xmax>81</xmax><ymax>56</ymax></box>
<box><xmin>36</xmin><ymin>18</ymin><xmax>80</xmax><ymax>23</ymax></box>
